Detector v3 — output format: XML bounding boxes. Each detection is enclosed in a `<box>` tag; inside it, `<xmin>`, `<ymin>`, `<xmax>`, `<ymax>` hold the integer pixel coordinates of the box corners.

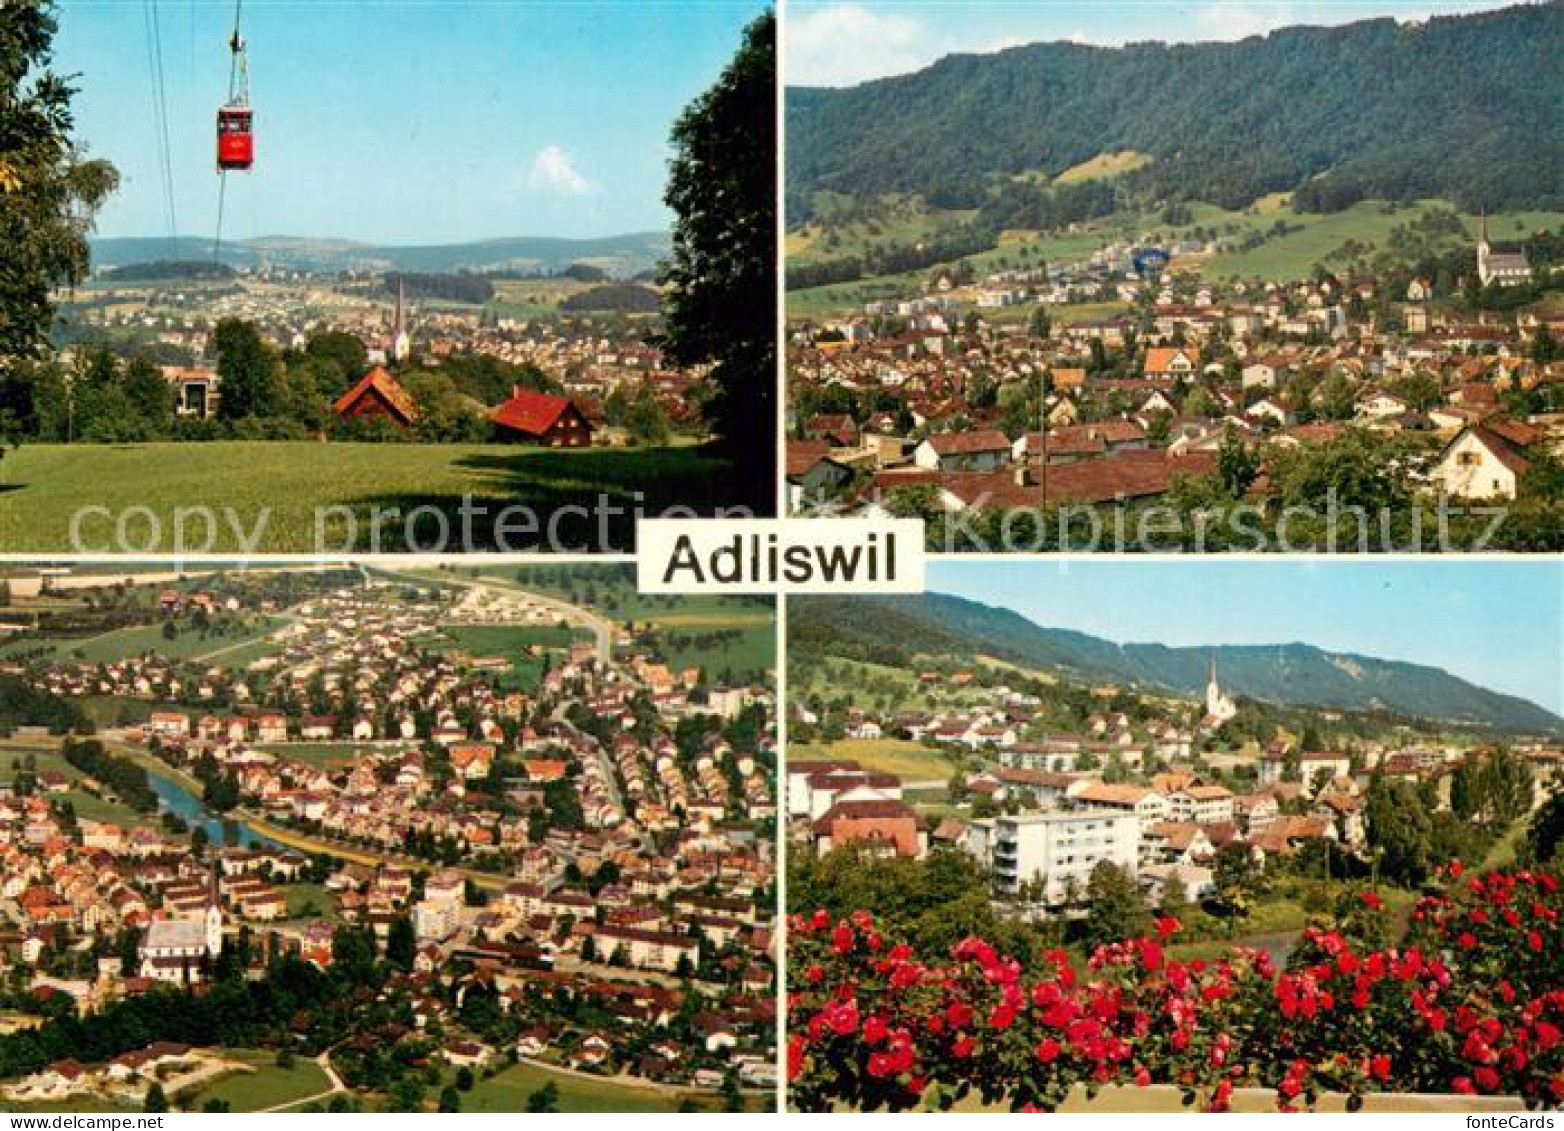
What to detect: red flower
<box><xmin>952</xmin><ymin>1034</ymin><xmax>976</xmax><ymax>1058</ymax></box>
<box><xmin>1370</xmin><ymin>1055</ymin><xmax>1392</xmax><ymax>1082</ymax></box>
<box><xmin>805</xmin><ymin>964</ymin><xmax>824</xmax><ymax>984</ymax></box>
<box><xmin>1474</xmin><ymin>1067</ymin><xmax>1500</xmax><ymax>1093</ymax></box>
<box><xmin>1036</xmin><ymin>1037</ymin><xmax>1061</xmax><ymax>1064</ymax></box>
<box><xmin>831</xmin><ymin>923</ymin><xmax>854</xmax><ymax>955</ymax></box>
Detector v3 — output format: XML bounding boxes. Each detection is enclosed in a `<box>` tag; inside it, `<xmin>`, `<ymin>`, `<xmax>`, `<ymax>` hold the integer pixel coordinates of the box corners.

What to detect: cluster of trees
<box><xmin>787</xmin><ymin>4</ymin><xmax>1560</xmax><ymax>219</ymax></box>
<box><xmin>100</xmin><ymin>260</ymin><xmax>237</xmax><ymax>282</ymax></box>
<box><xmin>385</xmin><ymin>271</ymin><xmax>494</xmax><ymax>305</ymax></box>
<box><xmin>0</xmin><ymin>673</ymin><xmax>89</xmax><ymax>734</ymax></box>
<box><xmin>0</xmin><ymin>321</ymin><xmax>571</xmax><ymax>445</ymax></box>
<box><xmin>60</xmin><ymin>736</ymin><xmax>156</xmax><ymax>812</ymax></box>
<box><xmin>1365</xmin><ymin>749</ymin><xmax>1535</xmax><ymax>887</ymax></box>
<box><xmin>784</xmin><ymin>221</ymin><xmax>994</xmax><ymax>291</ymax></box>
<box><xmin>558</xmin><ymin>283</ymin><xmax>661</xmax><ymax>313</ymax></box>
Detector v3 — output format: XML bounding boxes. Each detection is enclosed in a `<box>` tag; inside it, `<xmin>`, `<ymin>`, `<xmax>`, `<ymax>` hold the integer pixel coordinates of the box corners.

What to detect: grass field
<box><xmin>790</xmin><ymin>738</ymin><xmax>960</xmax><ymax>782</ymax></box>
<box><xmin>0</xmin><ymin>616</ymin><xmax>284</xmax><ymax>665</ymax></box>
<box><xmin>0</xmin><ymin>441</ymin><xmax>752</xmax><ymax>553</ymax></box>
<box><xmin>0</xmin><ymin>738</ymin><xmax>150</xmax><ymax>825</ymax></box>
<box><xmin>463</xmin><ymin>569</ymin><xmax>776</xmax><ymax>681</ymax></box>
<box><xmin>785</xmin><ymin>196</ymin><xmax>1564</xmax><ymax>317</ymax></box>
<box><xmin>454</xmin><ymin>1062</ymin><xmax>753</xmax><ymax>1113</ymax></box>
<box><xmin>1053</xmin><ymin>150</ymin><xmax>1151</xmax><ymax>184</ymax></box>
<box><xmin>1197</xmin><ymin>200</ymin><xmax>1564</xmax><ymax>280</ymax></box>
<box><xmin>254</xmin><ymin>743</ymin><xmax>365</xmax><ymax>768</ymax></box>
<box><xmin>178</xmin><ymin>1050</ymin><xmax>333</xmax><ymax>1112</ymax></box>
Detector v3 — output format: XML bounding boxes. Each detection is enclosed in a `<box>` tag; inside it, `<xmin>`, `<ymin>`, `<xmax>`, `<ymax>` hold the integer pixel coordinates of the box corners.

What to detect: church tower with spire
<box><xmin>391</xmin><ymin>278</ymin><xmax>411</xmax><ymax>363</ymax></box>
<box><xmin>1204</xmin><ymin>653</ymin><xmax>1237</xmax><ymax>727</ymax></box>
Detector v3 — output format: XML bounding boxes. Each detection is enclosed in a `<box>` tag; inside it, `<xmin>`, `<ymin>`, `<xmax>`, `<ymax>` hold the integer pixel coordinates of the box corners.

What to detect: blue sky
<box><xmin>54</xmin><ymin>0</ymin><xmax>767</xmax><ymax>243</ymax></box>
<box><xmin>928</xmin><ymin>560</ymin><xmax>1564</xmax><ymax>715</ymax></box>
<box><xmin>787</xmin><ymin>1</ymin><xmax>1535</xmax><ymax>86</ymax></box>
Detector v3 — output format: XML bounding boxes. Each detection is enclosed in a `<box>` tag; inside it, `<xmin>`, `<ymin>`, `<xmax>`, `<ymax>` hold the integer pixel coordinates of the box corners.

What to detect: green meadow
<box><xmin>0</xmin><ymin>441</ymin><xmax>744</xmax><ymax>553</ymax></box>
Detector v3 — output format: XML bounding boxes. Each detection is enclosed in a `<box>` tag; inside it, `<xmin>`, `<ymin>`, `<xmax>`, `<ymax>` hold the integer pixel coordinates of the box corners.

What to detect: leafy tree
<box><xmin>437</xmin><ymin>1086</ymin><xmax>461</xmax><ymax>1113</ymax></box>
<box><xmin>0</xmin><ymin>2</ymin><xmax>118</xmax><ymax>367</ymax></box>
<box><xmin>214</xmin><ymin>319</ymin><xmax>282</xmax><ymax>421</ymax></box>
<box><xmin>1081</xmin><ymin>861</ymin><xmax>1148</xmax><ymax>949</ymax></box>
<box><xmin>1365</xmin><ymin>776</ymin><xmax>1433</xmax><ymax>886</ymax></box>
<box><xmin>144</xmin><ymin>1083</ymin><xmax>169</xmax><ymax>1113</ymax></box>
<box><xmin>625</xmin><ymin>382</ymin><xmax>671</xmax><ymax>446</ymax></box>
<box><xmin>658</xmin><ymin>10</ymin><xmax>775</xmax><ymax>503</ymax></box>
<box><xmin>385</xmin><ymin>915</ymin><xmax>416</xmax><ymax>970</ymax></box>
<box><xmin>1525</xmin><ymin>794</ymin><xmax>1564</xmax><ymax>866</ymax></box>
<box><xmin>525</xmin><ymin>1081</ymin><xmax>560</xmax><ymax>1113</ymax></box>
<box><xmin>1213</xmin><ymin>843</ymin><xmax>1260</xmax><ymax>920</ymax></box>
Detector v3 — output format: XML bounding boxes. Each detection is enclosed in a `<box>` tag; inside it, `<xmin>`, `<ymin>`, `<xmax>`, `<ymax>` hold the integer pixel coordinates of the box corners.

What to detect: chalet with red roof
<box><xmin>491</xmin><ymin>387</ymin><xmax>594</xmax><ymax>447</ymax></box>
<box><xmin>332</xmin><ymin>365</ymin><xmax>419</xmax><ymax>429</ymax></box>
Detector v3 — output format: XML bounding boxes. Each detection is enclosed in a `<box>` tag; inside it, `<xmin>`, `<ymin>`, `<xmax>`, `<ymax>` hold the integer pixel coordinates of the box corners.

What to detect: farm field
<box><xmin>179</xmin><ymin>1050</ymin><xmax>334</xmax><ymax>1112</ymax></box>
<box><xmin>450</xmin><ymin>568</ymin><xmax>776</xmax><ymax>682</ymax></box>
<box><xmin>790</xmin><ymin>737</ymin><xmax>958</xmax><ymax>782</ymax></box>
<box><xmin>785</xmin><ymin>197</ymin><xmax>1563</xmax><ymax>317</ymax></box>
<box><xmin>0</xmin><ymin>617</ymin><xmax>285</xmax><ymax>665</ymax></box>
<box><xmin>253</xmin><ymin>743</ymin><xmax>367</xmax><ymax>768</ymax></box>
<box><xmin>455</xmin><ymin>1062</ymin><xmax>740</xmax><ymax>1113</ymax></box>
<box><xmin>0</xmin><ymin>442</ymin><xmax>744</xmax><ymax>553</ymax></box>
<box><xmin>0</xmin><ymin>738</ymin><xmax>151</xmax><ymax>825</ymax></box>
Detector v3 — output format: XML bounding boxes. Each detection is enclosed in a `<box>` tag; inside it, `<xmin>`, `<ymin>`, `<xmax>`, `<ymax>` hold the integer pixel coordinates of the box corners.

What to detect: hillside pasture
<box><xmin>0</xmin><ymin>442</ymin><xmax>744</xmax><ymax>553</ymax></box>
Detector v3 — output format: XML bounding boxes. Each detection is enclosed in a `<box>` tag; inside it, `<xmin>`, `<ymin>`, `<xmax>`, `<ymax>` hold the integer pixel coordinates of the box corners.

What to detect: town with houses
<box><xmin>61</xmin><ymin>267</ymin><xmax>702</xmax><ymax>443</ymax></box>
<box><xmin>788</xmin><ymin>653</ymin><xmax>1561</xmax><ymax>915</ymax></box>
<box><xmin>0</xmin><ymin>566</ymin><xmax>776</xmax><ymax>1111</ymax></box>
<box><xmin>786</xmin><ymin>217</ymin><xmax>1563</xmax><ymax>537</ymax></box>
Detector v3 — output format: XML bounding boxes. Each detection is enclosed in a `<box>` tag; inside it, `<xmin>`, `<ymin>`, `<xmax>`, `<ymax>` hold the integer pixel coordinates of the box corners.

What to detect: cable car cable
<box><xmin>212</xmin><ymin>0</ymin><xmax>246</xmax><ymax>267</ymax></box>
<box><xmin>142</xmin><ymin>0</ymin><xmax>179</xmax><ymax>259</ymax></box>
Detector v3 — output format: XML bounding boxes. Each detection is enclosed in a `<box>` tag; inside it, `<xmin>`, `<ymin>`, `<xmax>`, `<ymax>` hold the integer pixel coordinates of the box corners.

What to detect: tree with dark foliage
<box><xmin>0</xmin><ymin>1</ymin><xmax>118</xmax><ymax>366</ymax></box>
<box><xmin>658</xmin><ymin>10</ymin><xmax>775</xmax><ymax>510</ymax></box>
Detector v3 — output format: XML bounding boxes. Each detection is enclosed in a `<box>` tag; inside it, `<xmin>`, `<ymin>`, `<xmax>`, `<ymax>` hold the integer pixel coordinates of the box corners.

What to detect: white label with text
<box><xmin>637</xmin><ymin>519</ymin><xmax>925</xmax><ymax>594</ymax></box>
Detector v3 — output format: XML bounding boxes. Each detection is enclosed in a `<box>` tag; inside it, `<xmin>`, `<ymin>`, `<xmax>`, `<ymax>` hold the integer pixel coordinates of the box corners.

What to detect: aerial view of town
<box><xmin>0</xmin><ymin>563</ymin><xmax>777</xmax><ymax>1111</ymax></box>
<box><xmin>0</xmin><ymin>2</ymin><xmax>775</xmax><ymax>552</ymax></box>
<box><xmin>786</xmin><ymin>560</ymin><xmax>1564</xmax><ymax>1111</ymax></box>
<box><xmin>784</xmin><ymin>1</ymin><xmax>1563</xmax><ymax>550</ymax></box>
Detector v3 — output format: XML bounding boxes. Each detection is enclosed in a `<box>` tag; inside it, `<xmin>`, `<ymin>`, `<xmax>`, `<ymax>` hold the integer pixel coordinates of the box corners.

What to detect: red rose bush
<box><xmin>788</xmin><ymin>867</ymin><xmax>1564</xmax><ymax>1112</ymax></box>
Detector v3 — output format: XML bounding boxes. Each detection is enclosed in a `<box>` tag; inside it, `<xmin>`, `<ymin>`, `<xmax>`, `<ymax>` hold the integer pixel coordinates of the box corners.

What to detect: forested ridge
<box><xmin>789</xmin><ymin>593</ymin><xmax>1564</xmax><ymax>734</ymax></box>
<box><xmin>787</xmin><ymin>3</ymin><xmax>1563</xmax><ymax>219</ymax></box>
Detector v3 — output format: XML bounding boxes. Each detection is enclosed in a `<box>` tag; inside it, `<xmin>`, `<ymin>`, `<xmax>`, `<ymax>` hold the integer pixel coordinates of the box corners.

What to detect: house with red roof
<box><xmin>491</xmin><ymin>388</ymin><xmax>594</xmax><ymax>447</ymax></box>
<box><xmin>332</xmin><ymin>365</ymin><xmax>419</xmax><ymax>429</ymax></box>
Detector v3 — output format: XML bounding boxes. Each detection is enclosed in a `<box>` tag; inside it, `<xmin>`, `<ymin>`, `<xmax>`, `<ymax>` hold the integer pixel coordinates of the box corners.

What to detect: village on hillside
<box><xmin>788</xmin><ymin>620</ymin><xmax>1560</xmax><ymax>925</ymax></box>
<box><xmin>787</xmin><ymin>217</ymin><xmax>1564</xmax><ymax>549</ymax></box>
<box><xmin>0</xmin><ymin>565</ymin><xmax>776</xmax><ymax>1112</ymax></box>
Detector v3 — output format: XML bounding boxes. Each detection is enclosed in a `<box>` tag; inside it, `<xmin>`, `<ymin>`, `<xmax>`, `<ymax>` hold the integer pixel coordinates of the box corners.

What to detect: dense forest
<box><xmin>786</xmin><ymin>3</ymin><xmax>1562</xmax><ymax>219</ymax></box>
<box><xmin>558</xmin><ymin>283</ymin><xmax>662</xmax><ymax>313</ymax></box>
<box><xmin>100</xmin><ymin>260</ymin><xmax>237</xmax><ymax>282</ymax></box>
<box><xmin>383</xmin><ymin>271</ymin><xmax>495</xmax><ymax>305</ymax></box>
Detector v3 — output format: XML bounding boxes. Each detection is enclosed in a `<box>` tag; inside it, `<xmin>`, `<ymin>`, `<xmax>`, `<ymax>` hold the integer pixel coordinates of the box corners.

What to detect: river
<box><xmin>146</xmin><ymin>769</ymin><xmax>282</xmax><ymax>850</ymax></box>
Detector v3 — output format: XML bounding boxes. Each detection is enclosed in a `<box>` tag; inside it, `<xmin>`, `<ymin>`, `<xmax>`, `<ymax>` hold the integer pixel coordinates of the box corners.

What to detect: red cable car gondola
<box><xmin>216</xmin><ymin>104</ymin><xmax>252</xmax><ymax>171</ymax></box>
<box><xmin>215</xmin><ymin>25</ymin><xmax>251</xmax><ymax>172</ymax></box>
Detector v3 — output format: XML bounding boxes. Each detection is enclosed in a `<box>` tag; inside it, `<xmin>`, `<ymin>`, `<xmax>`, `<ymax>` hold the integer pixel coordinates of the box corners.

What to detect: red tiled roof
<box><xmin>926</xmin><ymin>429</ymin><xmax>1011</xmax><ymax>455</ymax></box>
<box><xmin>491</xmin><ymin>390</ymin><xmax>575</xmax><ymax>436</ymax></box>
<box><xmin>332</xmin><ymin>365</ymin><xmax>418</xmax><ymax>424</ymax></box>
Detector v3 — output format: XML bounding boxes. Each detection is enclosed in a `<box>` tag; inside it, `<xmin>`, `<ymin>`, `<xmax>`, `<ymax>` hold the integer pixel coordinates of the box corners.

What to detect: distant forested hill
<box><xmin>787</xmin><ymin>3</ymin><xmax>1563</xmax><ymax>218</ymax></box>
<box><xmin>790</xmin><ymin>593</ymin><xmax>1563</xmax><ymax>735</ymax></box>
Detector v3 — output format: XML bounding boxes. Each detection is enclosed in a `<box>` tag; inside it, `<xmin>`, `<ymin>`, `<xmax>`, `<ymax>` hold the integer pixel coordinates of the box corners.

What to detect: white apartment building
<box><xmin>966</xmin><ymin>810</ymin><xmax>1141</xmax><ymax>906</ymax></box>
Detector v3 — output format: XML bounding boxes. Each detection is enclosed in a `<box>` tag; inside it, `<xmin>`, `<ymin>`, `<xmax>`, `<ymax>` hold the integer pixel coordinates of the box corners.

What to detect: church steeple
<box><xmin>391</xmin><ymin>278</ymin><xmax>411</xmax><ymax>362</ymax></box>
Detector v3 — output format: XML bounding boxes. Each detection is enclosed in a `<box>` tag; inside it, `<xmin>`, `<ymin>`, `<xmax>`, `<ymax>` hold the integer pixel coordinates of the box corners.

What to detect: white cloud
<box><xmin>786</xmin><ymin>5</ymin><xmax>931</xmax><ymax>87</ymax></box>
<box><xmin>1192</xmin><ymin>3</ymin><xmax>1299</xmax><ymax>42</ymax></box>
<box><xmin>525</xmin><ymin>145</ymin><xmax>593</xmax><ymax>197</ymax></box>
